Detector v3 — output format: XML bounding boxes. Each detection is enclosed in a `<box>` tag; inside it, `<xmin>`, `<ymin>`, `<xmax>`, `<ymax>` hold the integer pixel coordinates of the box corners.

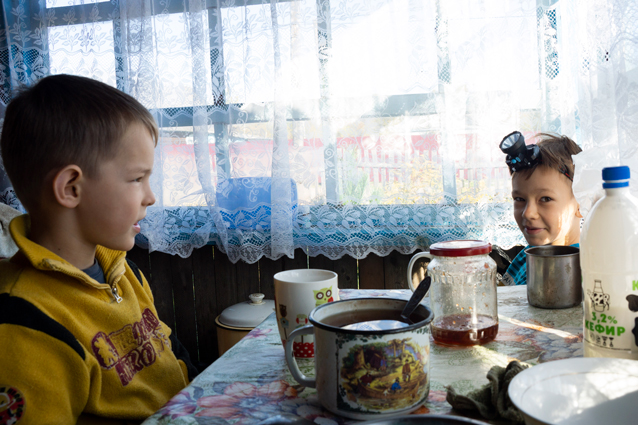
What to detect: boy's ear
<box><xmin>52</xmin><ymin>165</ymin><xmax>83</xmax><ymax>208</ymax></box>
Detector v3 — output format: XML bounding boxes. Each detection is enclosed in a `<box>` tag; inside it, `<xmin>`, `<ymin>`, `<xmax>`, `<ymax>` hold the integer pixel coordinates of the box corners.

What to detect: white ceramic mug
<box><xmin>274</xmin><ymin>269</ymin><xmax>338</xmax><ymax>358</ymax></box>
<box><xmin>285</xmin><ymin>298</ymin><xmax>434</xmax><ymax>420</ymax></box>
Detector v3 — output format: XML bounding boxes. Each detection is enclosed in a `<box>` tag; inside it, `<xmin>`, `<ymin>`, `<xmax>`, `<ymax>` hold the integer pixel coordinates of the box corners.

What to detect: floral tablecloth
<box><xmin>144</xmin><ymin>286</ymin><xmax>583</xmax><ymax>425</ymax></box>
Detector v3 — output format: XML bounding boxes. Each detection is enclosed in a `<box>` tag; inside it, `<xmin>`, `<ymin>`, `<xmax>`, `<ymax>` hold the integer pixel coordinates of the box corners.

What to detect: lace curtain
<box><xmin>0</xmin><ymin>0</ymin><xmax>636</xmax><ymax>263</ymax></box>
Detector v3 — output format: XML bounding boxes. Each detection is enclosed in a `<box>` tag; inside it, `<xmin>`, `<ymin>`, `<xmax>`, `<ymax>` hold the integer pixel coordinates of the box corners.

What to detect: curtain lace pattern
<box><xmin>0</xmin><ymin>0</ymin><xmax>637</xmax><ymax>263</ymax></box>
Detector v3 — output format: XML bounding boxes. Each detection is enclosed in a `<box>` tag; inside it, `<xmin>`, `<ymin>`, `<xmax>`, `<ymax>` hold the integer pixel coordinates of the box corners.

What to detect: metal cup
<box><xmin>526</xmin><ymin>245</ymin><xmax>582</xmax><ymax>309</ymax></box>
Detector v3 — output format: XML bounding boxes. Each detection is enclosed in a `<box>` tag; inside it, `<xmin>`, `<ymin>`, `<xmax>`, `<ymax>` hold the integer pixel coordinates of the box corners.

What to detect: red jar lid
<box><xmin>429</xmin><ymin>240</ymin><xmax>492</xmax><ymax>257</ymax></box>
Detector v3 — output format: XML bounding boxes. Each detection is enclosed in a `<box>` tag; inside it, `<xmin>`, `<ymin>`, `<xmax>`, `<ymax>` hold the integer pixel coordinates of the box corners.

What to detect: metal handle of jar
<box><xmin>407</xmin><ymin>251</ymin><xmax>434</xmax><ymax>292</ymax></box>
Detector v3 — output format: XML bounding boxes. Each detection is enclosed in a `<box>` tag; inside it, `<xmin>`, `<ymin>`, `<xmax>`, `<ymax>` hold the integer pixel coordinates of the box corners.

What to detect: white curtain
<box><xmin>0</xmin><ymin>0</ymin><xmax>636</xmax><ymax>263</ymax></box>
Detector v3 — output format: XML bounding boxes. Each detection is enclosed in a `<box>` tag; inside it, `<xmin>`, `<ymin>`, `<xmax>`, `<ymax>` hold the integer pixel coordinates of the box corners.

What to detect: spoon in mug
<box><xmin>341</xmin><ymin>275</ymin><xmax>432</xmax><ymax>331</ymax></box>
<box><xmin>400</xmin><ymin>275</ymin><xmax>432</xmax><ymax>324</ymax></box>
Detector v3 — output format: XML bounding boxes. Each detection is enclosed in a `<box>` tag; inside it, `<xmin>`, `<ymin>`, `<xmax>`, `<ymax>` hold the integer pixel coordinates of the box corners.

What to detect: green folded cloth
<box><xmin>446</xmin><ymin>360</ymin><xmax>529</xmax><ymax>423</ymax></box>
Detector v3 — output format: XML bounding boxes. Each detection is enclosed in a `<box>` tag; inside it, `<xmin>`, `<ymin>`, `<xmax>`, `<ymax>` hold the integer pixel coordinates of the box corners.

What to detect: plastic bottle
<box><xmin>581</xmin><ymin>166</ymin><xmax>638</xmax><ymax>359</ymax></box>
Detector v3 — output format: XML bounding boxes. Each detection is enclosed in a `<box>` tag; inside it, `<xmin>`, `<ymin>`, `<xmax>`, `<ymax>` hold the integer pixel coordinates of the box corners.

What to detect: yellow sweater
<box><xmin>0</xmin><ymin>216</ymin><xmax>189</xmax><ymax>424</ymax></box>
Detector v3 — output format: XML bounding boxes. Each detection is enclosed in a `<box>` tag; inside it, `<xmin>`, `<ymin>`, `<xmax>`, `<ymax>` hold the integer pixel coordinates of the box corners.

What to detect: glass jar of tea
<box><xmin>408</xmin><ymin>240</ymin><xmax>498</xmax><ymax>346</ymax></box>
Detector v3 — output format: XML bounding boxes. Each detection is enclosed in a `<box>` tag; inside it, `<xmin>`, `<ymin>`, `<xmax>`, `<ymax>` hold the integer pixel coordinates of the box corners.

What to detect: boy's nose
<box><xmin>523</xmin><ymin>202</ymin><xmax>538</xmax><ymax>219</ymax></box>
<box><xmin>144</xmin><ymin>185</ymin><xmax>156</xmax><ymax>206</ymax></box>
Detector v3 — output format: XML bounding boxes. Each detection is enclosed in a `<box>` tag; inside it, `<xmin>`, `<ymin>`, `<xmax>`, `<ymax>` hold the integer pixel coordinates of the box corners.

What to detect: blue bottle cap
<box><xmin>602</xmin><ymin>166</ymin><xmax>630</xmax><ymax>181</ymax></box>
<box><xmin>602</xmin><ymin>166</ymin><xmax>630</xmax><ymax>188</ymax></box>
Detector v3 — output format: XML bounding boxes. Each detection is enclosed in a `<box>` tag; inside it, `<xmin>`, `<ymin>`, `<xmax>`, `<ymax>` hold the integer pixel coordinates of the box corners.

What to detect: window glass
<box><xmin>154</xmin><ymin>12</ymin><xmax>214</xmax><ymax>108</ymax></box>
<box><xmin>220</xmin><ymin>1</ymin><xmax>320</xmax><ymax>104</ymax></box>
<box><xmin>158</xmin><ymin>126</ymin><xmax>215</xmax><ymax>207</ymax></box>
<box><xmin>445</xmin><ymin>0</ymin><xmax>539</xmax><ymax>92</ymax></box>
<box><xmin>49</xmin><ymin>21</ymin><xmax>116</xmax><ymax>86</ymax></box>
<box><xmin>329</xmin><ymin>0</ymin><xmax>438</xmax><ymax>97</ymax></box>
<box><xmin>46</xmin><ymin>0</ymin><xmax>109</xmax><ymax>8</ymax></box>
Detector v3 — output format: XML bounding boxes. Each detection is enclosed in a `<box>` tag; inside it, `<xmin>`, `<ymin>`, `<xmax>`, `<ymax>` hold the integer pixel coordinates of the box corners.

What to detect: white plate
<box><xmin>509</xmin><ymin>358</ymin><xmax>638</xmax><ymax>425</ymax></box>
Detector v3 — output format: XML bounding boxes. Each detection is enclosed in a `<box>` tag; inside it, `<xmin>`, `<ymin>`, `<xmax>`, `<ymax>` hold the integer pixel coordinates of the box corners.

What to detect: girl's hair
<box><xmin>514</xmin><ymin>133</ymin><xmax>582</xmax><ymax>181</ymax></box>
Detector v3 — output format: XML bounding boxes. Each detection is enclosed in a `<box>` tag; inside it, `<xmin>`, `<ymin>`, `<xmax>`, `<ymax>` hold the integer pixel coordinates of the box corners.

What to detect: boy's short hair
<box><xmin>513</xmin><ymin>133</ymin><xmax>582</xmax><ymax>181</ymax></box>
<box><xmin>0</xmin><ymin>74</ymin><xmax>158</xmax><ymax>211</ymax></box>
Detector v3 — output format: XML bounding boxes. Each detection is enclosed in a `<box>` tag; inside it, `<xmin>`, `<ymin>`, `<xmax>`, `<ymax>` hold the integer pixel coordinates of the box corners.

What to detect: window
<box><xmin>3</xmin><ymin>0</ymin><xmax>634</xmax><ymax>262</ymax></box>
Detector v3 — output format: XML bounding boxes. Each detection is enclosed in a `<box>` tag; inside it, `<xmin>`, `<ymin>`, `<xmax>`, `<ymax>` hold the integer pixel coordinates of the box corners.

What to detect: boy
<box><xmin>0</xmin><ymin>75</ymin><xmax>196</xmax><ymax>424</ymax></box>
<box><xmin>500</xmin><ymin>132</ymin><xmax>582</xmax><ymax>286</ymax></box>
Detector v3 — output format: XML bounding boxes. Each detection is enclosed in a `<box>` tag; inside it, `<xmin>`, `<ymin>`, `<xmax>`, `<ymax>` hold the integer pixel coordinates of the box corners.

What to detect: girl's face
<box><xmin>511</xmin><ymin>165</ymin><xmax>582</xmax><ymax>247</ymax></box>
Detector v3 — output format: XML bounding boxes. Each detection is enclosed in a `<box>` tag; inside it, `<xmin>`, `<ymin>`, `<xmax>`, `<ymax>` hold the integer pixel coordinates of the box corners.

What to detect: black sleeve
<box><xmin>169</xmin><ymin>332</ymin><xmax>199</xmax><ymax>381</ymax></box>
<box><xmin>126</xmin><ymin>258</ymin><xmax>144</xmax><ymax>287</ymax></box>
<box><xmin>490</xmin><ymin>244</ymin><xmax>525</xmax><ymax>276</ymax></box>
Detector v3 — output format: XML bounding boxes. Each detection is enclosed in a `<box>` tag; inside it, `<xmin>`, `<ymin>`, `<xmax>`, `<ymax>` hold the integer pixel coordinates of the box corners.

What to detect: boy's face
<box><xmin>77</xmin><ymin>122</ymin><xmax>156</xmax><ymax>252</ymax></box>
<box><xmin>511</xmin><ymin>165</ymin><xmax>581</xmax><ymax>247</ymax></box>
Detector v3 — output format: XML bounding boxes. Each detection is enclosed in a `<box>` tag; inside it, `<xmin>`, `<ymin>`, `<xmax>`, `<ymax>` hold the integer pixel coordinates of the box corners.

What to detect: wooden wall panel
<box><xmin>192</xmin><ymin>247</ymin><xmax>218</xmax><ymax>366</ymax></box>
<box><xmin>333</xmin><ymin>255</ymin><xmax>358</xmax><ymax>289</ymax></box>
<box><xmin>213</xmin><ymin>247</ymin><xmax>240</xmax><ymax>324</ymax></box>
<box><xmin>235</xmin><ymin>259</ymin><xmax>260</xmax><ymax>302</ymax></box>
<box><xmin>169</xmin><ymin>254</ymin><xmax>198</xmax><ymax>362</ymax></box>
<box><xmin>309</xmin><ymin>254</ymin><xmax>358</xmax><ymax>289</ymax></box>
<box><xmin>283</xmin><ymin>248</ymin><xmax>308</xmax><ymax>270</ymax></box>
<box><xmin>258</xmin><ymin>257</ymin><xmax>283</xmax><ymax>301</ymax></box>
<box><xmin>147</xmin><ymin>251</ymin><xmax>176</xmax><ymax>331</ymax></box>
<box><xmin>383</xmin><ymin>250</ymin><xmax>411</xmax><ymax>290</ymax></box>
<box><xmin>126</xmin><ymin>245</ymin><xmax>151</xmax><ymax>285</ymax></box>
<box><xmin>358</xmin><ymin>253</ymin><xmax>384</xmax><ymax>289</ymax></box>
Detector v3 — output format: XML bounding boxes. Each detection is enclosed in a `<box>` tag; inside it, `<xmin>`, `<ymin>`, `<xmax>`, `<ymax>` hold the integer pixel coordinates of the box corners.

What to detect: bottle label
<box><xmin>583</xmin><ymin>274</ymin><xmax>638</xmax><ymax>351</ymax></box>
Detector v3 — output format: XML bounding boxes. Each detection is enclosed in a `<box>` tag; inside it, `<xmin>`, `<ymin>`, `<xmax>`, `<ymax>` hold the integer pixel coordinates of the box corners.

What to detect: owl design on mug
<box><xmin>314</xmin><ymin>287</ymin><xmax>334</xmax><ymax>306</ymax></box>
<box><xmin>279</xmin><ymin>304</ymin><xmax>289</xmax><ymax>330</ymax></box>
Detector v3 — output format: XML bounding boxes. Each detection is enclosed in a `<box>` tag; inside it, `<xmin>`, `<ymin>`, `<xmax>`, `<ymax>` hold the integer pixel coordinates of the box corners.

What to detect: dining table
<box><xmin>143</xmin><ymin>285</ymin><xmax>583</xmax><ymax>425</ymax></box>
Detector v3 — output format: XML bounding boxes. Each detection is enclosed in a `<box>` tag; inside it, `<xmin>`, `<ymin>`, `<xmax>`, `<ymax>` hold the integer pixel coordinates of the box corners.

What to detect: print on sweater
<box><xmin>0</xmin><ymin>386</ymin><xmax>25</xmax><ymax>424</ymax></box>
<box><xmin>91</xmin><ymin>309</ymin><xmax>171</xmax><ymax>386</ymax></box>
